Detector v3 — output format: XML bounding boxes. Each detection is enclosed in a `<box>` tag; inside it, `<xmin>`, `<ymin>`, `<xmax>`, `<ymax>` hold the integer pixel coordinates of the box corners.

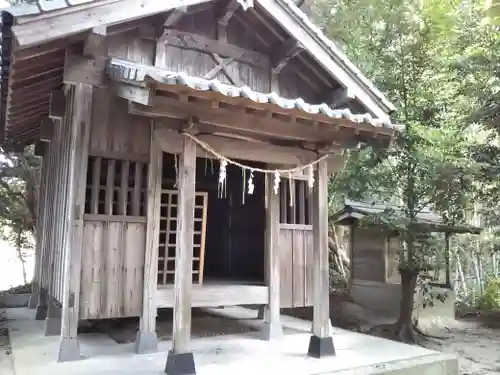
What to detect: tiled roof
<box><xmin>107</xmin><ymin>58</ymin><xmax>394</xmax><ymax>130</ymax></box>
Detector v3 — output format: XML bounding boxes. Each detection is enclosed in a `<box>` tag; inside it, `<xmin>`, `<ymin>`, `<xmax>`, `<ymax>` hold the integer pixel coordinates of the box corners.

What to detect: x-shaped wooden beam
<box><xmin>204</xmin><ymin>52</ymin><xmax>242</xmax><ymax>86</ymax></box>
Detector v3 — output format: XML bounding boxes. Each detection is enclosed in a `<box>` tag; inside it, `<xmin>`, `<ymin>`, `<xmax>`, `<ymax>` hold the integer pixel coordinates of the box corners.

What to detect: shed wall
<box><xmin>351</xmin><ymin>226</ymin><xmax>387</xmax><ymax>283</ymax></box>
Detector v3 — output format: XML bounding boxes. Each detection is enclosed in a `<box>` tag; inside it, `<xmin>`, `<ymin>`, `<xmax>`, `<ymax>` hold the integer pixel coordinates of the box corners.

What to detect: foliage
<box><xmin>477</xmin><ymin>278</ymin><xmax>500</xmax><ymax>310</ymax></box>
<box><xmin>0</xmin><ymin>282</ymin><xmax>32</xmax><ymax>296</ymax></box>
<box><xmin>314</xmin><ymin>0</ymin><xmax>500</xmax><ymax>338</ymax></box>
<box><xmin>0</xmin><ymin>145</ymin><xmax>41</xmax><ymax>283</ymax></box>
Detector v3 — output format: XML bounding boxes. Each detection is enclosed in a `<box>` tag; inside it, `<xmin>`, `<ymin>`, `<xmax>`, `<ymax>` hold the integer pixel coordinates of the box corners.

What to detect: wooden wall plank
<box><xmin>279</xmin><ymin>229</ymin><xmax>293</xmax><ymax>308</ymax></box>
<box><xmin>304</xmin><ymin>230</ymin><xmax>314</xmax><ymax>306</ymax></box>
<box><xmin>80</xmin><ymin>221</ymin><xmax>103</xmax><ymax>319</ymax></box>
<box><xmin>292</xmin><ymin>230</ymin><xmax>305</xmax><ymax>307</ymax></box>
<box><xmin>103</xmin><ymin>222</ymin><xmax>123</xmax><ymax>317</ymax></box>
<box><xmin>123</xmin><ymin>223</ymin><xmax>146</xmax><ymax>316</ymax></box>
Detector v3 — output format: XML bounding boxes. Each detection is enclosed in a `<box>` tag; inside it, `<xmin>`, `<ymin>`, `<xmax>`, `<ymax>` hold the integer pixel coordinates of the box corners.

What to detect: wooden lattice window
<box><xmin>157</xmin><ymin>190</ymin><xmax>208</xmax><ymax>285</ymax></box>
<box><xmin>279</xmin><ymin>179</ymin><xmax>312</xmax><ymax>225</ymax></box>
<box><xmin>85</xmin><ymin>156</ymin><xmax>148</xmax><ymax>216</ymax></box>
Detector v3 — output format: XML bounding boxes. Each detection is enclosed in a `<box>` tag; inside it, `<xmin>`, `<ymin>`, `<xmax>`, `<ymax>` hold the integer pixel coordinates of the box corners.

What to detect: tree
<box><xmin>317</xmin><ymin>0</ymin><xmax>486</xmax><ymax>342</ymax></box>
<box><xmin>0</xmin><ymin>144</ymin><xmax>41</xmax><ymax>285</ymax></box>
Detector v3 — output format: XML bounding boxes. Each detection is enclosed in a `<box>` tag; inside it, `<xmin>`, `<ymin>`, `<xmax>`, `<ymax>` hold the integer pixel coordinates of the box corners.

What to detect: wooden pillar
<box><xmin>307</xmin><ymin>159</ymin><xmax>335</xmax><ymax>358</ymax></box>
<box><xmin>32</xmin><ymin>151</ymin><xmax>49</xmax><ymax>314</ymax></box>
<box><xmin>36</xmin><ymin>130</ymin><xmax>58</xmax><ymax>321</ymax></box>
<box><xmin>260</xmin><ymin>173</ymin><xmax>283</xmax><ymax>339</ymax></box>
<box><xmin>165</xmin><ymin>136</ymin><xmax>196</xmax><ymax>375</ymax></box>
<box><xmin>29</xmin><ymin>151</ymin><xmax>48</xmax><ymax>309</ymax></box>
<box><xmin>135</xmin><ymin>123</ymin><xmax>163</xmax><ymax>354</ymax></box>
<box><xmin>46</xmin><ymin>118</ymin><xmax>67</xmax><ymax>336</ymax></box>
<box><xmin>58</xmin><ymin>83</ymin><xmax>92</xmax><ymax>362</ymax></box>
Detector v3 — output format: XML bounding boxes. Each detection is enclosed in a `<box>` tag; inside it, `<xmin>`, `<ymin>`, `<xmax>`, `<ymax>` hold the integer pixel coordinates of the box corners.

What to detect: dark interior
<box><xmin>161</xmin><ymin>152</ymin><xmax>266</xmax><ymax>285</ymax></box>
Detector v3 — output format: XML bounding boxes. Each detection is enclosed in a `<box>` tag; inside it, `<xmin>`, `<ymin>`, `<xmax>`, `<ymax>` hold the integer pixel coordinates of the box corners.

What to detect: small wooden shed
<box><xmin>332</xmin><ymin>200</ymin><xmax>481</xmax><ymax>317</ymax></box>
<box><xmin>0</xmin><ymin>0</ymin><xmax>395</xmax><ymax>372</ymax></box>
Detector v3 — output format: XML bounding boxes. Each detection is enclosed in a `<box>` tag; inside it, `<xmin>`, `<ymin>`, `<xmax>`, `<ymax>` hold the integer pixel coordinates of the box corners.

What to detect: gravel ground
<box><xmin>419</xmin><ymin>317</ymin><xmax>500</xmax><ymax>375</ymax></box>
<box><xmin>87</xmin><ymin>308</ymin><xmax>256</xmax><ymax>344</ymax></box>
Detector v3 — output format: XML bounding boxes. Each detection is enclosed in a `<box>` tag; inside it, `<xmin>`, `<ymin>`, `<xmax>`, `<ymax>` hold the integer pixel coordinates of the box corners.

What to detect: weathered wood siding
<box><xmin>278</xmin><ymin>178</ymin><xmax>314</xmax><ymax>308</ymax></box>
<box><xmin>39</xmin><ymin>87</ymin><xmax>77</xmax><ymax>304</ymax></box>
<box><xmin>79</xmin><ymin>88</ymin><xmax>151</xmax><ymax>319</ymax></box>
<box><xmin>104</xmin><ymin>8</ymin><xmax>317</xmax><ymax>102</ymax></box>
<box><xmin>156</xmin><ymin>10</ymin><xmax>270</xmax><ymax>92</ymax></box>
<box><xmin>279</xmin><ymin>226</ymin><xmax>313</xmax><ymax>308</ymax></box>
<box><xmin>351</xmin><ymin>226</ymin><xmax>387</xmax><ymax>283</ymax></box>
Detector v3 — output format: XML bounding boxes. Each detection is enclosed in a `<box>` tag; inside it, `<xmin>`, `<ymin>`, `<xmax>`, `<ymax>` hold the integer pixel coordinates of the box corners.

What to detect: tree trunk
<box><xmin>395</xmin><ymin>267</ymin><xmax>418</xmax><ymax>343</ymax></box>
<box><xmin>15</xmin><ymin>229</ymin><xmax>28</xmax><ymax>285</ymax></box>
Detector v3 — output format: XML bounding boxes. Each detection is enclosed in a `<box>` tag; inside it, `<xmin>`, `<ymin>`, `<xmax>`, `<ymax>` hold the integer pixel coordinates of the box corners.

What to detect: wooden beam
<box><xmin>110</xmin><ymin>83</ymin><xmax>153</xmax><ymax>106</ymax></box>
<box><xmin>165</xmin><ymin>136</ymin><xmax>197</xmax><ymax>374</ymax></box>
<box><xmin>216</xmin><ymin>0</ymin><xmax>241</xmax><ymax>41</ymax></box>
<box><xmin>261</xmin><ymin>170</ymin><xmax>283</xmax><ymax>339</ymax></box>
<box><xmin>135</xmin><ymin>122</ymin><xmax>163</xmax><ymax>354</ymax></box>
<box><xmin>155</xmin><ymin>125</ymin><xmax>323</xmax><ymax>165</ymax></box>
<box><xmin>13</xmin><ymin>0</ymin><xmax>214</xmax><ymax>48</ymax></box>
<box><xmin>308</xmin><ymin>159</ymin><xmax>335</xmax><ymax>358</ymax></box>
<box><xmin>83</xmin><ymin>25</ymin><xmax>107</xmax><ymax>61</ymax></box>
<box><xmin>49</xmin><ymin>91</ymin><xmax>66</xmax><ymax>120</ymax></box>
<box><xmin>64</xmin><ymin>49</ymin><xmax>105</xmax><ymax>86</ymax></box>
<box><xmin>163</xmin><ymin>7</ymin><xmax>187</xmax><ymax>28</ymax></box>
<box><xmin>158</xmin><ymin>29</ymin><xmax>269</xmax><ymax>68</ymax></box>
<box><xmin>217</xmin><ymin>0</ymin><xmax>241</xmax><ymax>25</ymax></box>
<box><xmin>320</xmin><ymin>87</ymin><xmax>356</xmax><ymax>108</ymax></box>
<box><xmin>129</xmin><ymin>97</ymin><xmax>366</xmax><ymax>145</ymax></box>
<box><xmin>58</xmin><ymin>84</ymin><xmax>93</xmax><ymax>362</ymax></box>
<box><xmin>271</xmin><ymin>38</ymin><xmax>304</xmax><ymax>75</ymax></box>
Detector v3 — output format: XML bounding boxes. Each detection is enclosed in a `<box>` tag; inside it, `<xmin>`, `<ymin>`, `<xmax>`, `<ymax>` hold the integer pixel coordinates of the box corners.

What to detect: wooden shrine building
<box><xmin>0</xmin><ymin>0</ymin><xmax>396</xmax><ymax>373</ymax></box>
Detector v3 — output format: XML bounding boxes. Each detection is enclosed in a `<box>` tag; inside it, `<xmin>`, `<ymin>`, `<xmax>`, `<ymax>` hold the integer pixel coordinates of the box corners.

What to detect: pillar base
<box><xmin>34</xmin><ymin>305</ymin><xmax>47</xmax><ymax>321</ymax></box>
<box><xmin>260</xmin><ymin>321</ymin><xmax>283</xmax><ymax>340</ymax></box>
<box><xmin>134</xmin><ymin>331</ymin><xmax>158</xmax><ymax>354</ymax></box>
<box><xmin>28</xmin><ymin>293</ymin><xmax>38</xmax><ymax>309</ymax></box>
<box><xmin>44</xmin><ymin>317</ymin><xmax>61</xmax><ymax>336</ymax></box>
<box><xmin>165</xmin><ymin>351</ymin><xmax>196</xmax><ymax>375</ymax></box>
<box><xmin>58</xmin><ymin>338</ymin><xmax>82</xmax><ymax>362</ymax></box>
<box><xmin>307</xmin><ymin>335</ymin><xmax>335</xmax><ymax>358</ymax></box>
<box><xmin>257</xmin><ymin>305</ymin><xmax>265</xmax><ymax>320</ymax></box>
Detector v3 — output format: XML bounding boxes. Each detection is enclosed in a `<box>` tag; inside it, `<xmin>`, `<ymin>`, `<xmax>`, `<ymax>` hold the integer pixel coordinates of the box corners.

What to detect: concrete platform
<box><xmin>4</xmin><ymin>307</ymin><xmax>458</xmax><ymax>375</ymax></box>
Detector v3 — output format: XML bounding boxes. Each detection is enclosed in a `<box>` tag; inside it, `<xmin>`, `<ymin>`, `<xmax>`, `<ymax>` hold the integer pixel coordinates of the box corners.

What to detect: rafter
<box><xmin>271</xmin><ymin>38</ymin><xmax>304</xmax><ymax>74</ymax></box>
<box><xmin>163</xmin><ymin>7</ymin><xmax>187</xmax><ymax>28</ymax></box>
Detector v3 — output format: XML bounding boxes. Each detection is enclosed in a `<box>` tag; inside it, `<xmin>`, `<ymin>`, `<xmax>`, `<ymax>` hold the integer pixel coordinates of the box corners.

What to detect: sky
<box><xmin>0</xmin><ymin>240</ymin><xmax>34</xmax><ymax>290</ymax></box>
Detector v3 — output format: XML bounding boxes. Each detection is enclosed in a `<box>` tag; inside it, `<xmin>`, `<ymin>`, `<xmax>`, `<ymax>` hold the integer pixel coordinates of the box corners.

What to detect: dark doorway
<box><xmin>160</xmin><ymin>153</ymin><xmax>265</xmax><ymax>285</ymax></box>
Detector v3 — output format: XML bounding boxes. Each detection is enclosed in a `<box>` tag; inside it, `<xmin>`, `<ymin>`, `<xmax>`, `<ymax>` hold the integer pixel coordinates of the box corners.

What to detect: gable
<box><xmin>0</xmin><ymin>0</ymin><xmax>395</xmax><ymax>144</ymax></box>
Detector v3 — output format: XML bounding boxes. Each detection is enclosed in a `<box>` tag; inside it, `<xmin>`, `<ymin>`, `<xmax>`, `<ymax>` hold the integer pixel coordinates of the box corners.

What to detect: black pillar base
<box><xmin>307</xmin><ymin>335</ymin><xmax>335</xmax><ymax>358</ymax></box>
<box><xmin>165</xmin><ymin>350</ymin><xmax>196</xmax><ymax>375</ymax></box>
<box><xmin>35</xmin><ymin>305</ymin><xmax>47</xmax><ymax>321</ymax></box>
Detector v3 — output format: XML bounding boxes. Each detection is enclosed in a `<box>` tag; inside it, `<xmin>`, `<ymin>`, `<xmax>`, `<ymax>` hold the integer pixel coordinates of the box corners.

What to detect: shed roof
<box><xmin>0</xmin><ymin>0</ymin><xmax>396</xmax><ymax>144</ymax></box>
<box><xmin>332</xmin><ymin>200</ymin><xmax>482</xmax><ymax>235</ymax></box>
